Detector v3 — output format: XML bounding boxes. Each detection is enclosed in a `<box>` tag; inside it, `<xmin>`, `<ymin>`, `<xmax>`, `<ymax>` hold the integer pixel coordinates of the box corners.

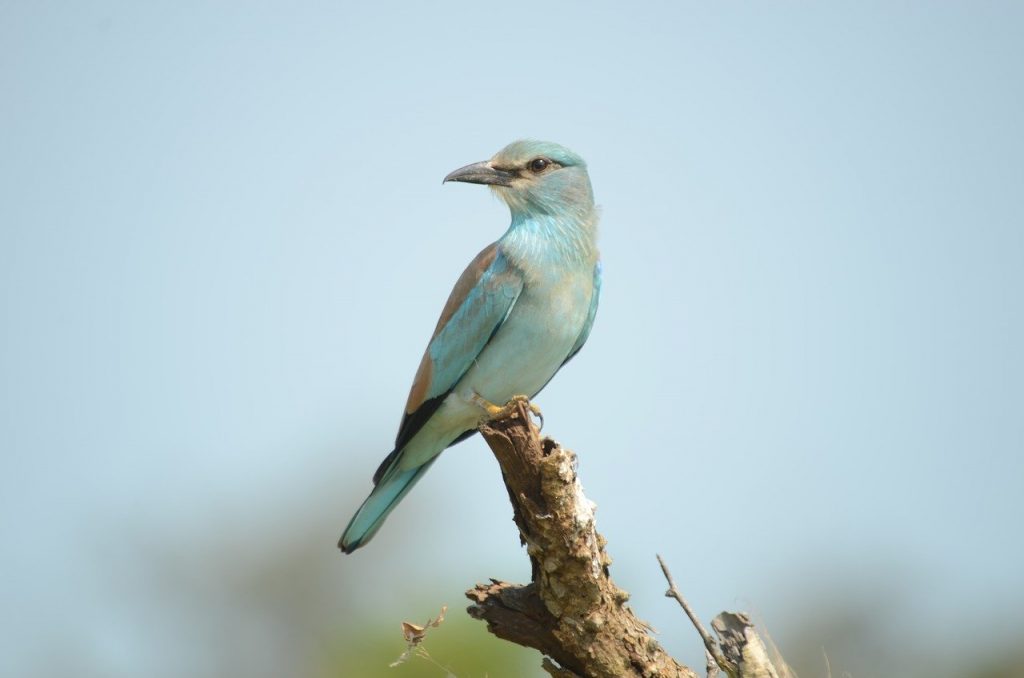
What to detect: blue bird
<box><xmin>339</xmin><ymin>140</ymin><xmax>601</xmax><ymax>553</ymax></box>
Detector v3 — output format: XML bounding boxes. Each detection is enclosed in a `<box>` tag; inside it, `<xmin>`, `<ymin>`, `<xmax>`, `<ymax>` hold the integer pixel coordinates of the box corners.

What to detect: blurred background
<box><xmin>3</xmin><ymin>2</ymin><xmax>1022</xmax><ymax>677</ymax></box>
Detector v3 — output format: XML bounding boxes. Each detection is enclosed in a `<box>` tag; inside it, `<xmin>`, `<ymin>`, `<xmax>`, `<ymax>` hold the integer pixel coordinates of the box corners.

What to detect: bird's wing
<box><xmin>561</xmin><ymin>260</ymin><xmax>602</xmax><ymax>367</ymax></box>
<box><xmin>373</xmin><ymin>243</ymin><xmax>523</xmax><ymax>484</ymax></box>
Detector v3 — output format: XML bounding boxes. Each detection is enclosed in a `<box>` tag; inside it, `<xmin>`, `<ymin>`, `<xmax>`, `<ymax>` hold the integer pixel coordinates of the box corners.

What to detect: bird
<box><xmin>339</xmin><ymin>140</ymin><xmax>601</xmax><ymax>553</ymax></box>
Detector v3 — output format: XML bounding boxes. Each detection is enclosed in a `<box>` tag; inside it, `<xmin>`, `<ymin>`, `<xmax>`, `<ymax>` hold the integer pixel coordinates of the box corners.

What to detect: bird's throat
<box><xmin>501</xmin><ymin>211</ymin><xmax>599</xmax><ymax>270</ymax></box>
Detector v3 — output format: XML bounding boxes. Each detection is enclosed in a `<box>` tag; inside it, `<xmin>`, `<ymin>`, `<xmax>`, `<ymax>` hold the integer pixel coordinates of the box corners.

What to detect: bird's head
<box><xmin>444</xmin><ymin>140</ymin><xmax>594</xmax><ymax>219</ymax></box>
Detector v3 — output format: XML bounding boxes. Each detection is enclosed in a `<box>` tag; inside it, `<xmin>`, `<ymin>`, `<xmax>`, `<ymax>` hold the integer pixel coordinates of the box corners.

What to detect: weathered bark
<box><xmin>465</xmin><ymin>398</ymin><xmax>698</xmax><ymax>678</ymax></box>
<box><xmin>711</xmin><ymin>612</ymin><xmax>794</xmax><ymax>678</ymax></box>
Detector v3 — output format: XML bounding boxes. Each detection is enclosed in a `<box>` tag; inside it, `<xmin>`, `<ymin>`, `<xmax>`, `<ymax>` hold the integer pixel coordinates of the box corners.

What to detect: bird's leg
<box><xmin>470</xmin><ymin>392</ymin><xmax>544</xmax><ymax>429</ymax></box>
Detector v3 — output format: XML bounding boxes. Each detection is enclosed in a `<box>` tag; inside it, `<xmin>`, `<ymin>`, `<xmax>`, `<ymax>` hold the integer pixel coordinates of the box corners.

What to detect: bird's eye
<box><xmin>528</xmin><ymin>158</ymin><xmax>550</xmax><ymax>173</ymax></box>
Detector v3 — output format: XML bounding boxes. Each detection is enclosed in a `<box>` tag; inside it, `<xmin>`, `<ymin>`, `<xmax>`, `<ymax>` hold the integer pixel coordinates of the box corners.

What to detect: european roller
<box><xmin>339</xmin><ymin>140</ymin><xmax>601</xmax><ymax>553</ymax></box>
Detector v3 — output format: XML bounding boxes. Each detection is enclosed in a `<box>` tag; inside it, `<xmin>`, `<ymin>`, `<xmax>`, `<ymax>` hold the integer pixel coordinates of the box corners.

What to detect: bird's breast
<box><xmin>456</xmin><ymin>268</ymin><xmax>593</xmax><ymax>405</ymax></box>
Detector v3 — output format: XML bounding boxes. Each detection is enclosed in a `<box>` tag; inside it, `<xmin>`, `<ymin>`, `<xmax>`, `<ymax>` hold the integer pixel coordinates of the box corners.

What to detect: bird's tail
<box><xmin>338</xmin><ymin>458</ymin><xmax>435</xmax><ymax>554</ymax></box>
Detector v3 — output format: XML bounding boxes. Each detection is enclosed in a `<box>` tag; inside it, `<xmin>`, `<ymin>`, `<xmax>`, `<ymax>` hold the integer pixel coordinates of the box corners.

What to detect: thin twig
<box><xmin>656</xmin><ymin>554</ymin><xmax>732</xmax><ymax>673</ymax></box>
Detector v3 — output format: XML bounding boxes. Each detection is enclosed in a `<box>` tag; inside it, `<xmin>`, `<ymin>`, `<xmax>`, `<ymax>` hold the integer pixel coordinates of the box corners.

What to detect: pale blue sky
<box><xmin>2</xmin><ymin>2</ymin><xmax>1022</xmax><ymax>676</ymax></box>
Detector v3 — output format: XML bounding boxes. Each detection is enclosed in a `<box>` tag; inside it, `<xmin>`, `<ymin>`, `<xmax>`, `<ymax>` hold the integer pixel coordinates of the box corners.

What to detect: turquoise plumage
<box><xmin>340</xmin><ymin>140</ymin><xmax>601</xmax><ymax>553</ymax></box>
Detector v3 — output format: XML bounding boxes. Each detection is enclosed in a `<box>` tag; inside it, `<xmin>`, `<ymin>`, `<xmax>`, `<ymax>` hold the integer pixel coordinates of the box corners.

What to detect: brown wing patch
<box><xmin>432</xmin><ymin>243</ymin><xmax>498</xmax><ymax>339</ymax></box>
<box><xmin>404</xmin><ymin>350</ymin><xmax>433</xmax><ymax>415</ymax></box>
<box><xmin>402</xmin><ymin>243</ymin><xmax>498</xmax><ymax>415</ymax></box>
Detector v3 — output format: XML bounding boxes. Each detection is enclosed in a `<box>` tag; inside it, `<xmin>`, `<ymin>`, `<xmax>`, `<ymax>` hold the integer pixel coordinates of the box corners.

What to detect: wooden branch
<box><xmin>465</xmin><ymin>398</ymin><xmax>697</xmax><ymax>678</ymax></box>
<box><xmin>657</xmin><ymin>555</ymin><xmax>795</xmax><ymax>678</ymax></box>
<box><xmin>710</xmin><ymin>612</ymin><xmax>794</xmax><ymax>678</ymax></box>
<box><xmin>657</xmin><ymin>555</ymin><xmax>734</xmax><ymax>675</ymax></box>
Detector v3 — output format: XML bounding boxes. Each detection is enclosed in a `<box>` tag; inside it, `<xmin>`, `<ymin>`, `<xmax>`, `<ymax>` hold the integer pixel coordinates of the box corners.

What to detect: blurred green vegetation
<box><xmin>315</xmin><ymin>612</ymin><xmax>536</xmax><ymax>678</ymax></box>
<box><xmin>28</xmin><ymin>507</ymin><xmax>1024</xmax><ymax>678</ymax></box>
<box><xmin>69</xmin><ymin>495</ymin><xmax>1017</xmax><ymax>678</ymax></box>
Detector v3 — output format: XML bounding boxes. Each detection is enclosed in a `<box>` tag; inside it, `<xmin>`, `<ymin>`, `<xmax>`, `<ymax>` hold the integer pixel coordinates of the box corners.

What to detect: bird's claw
<box><xmin>518</xmin><ymin>396</ymin><xmax>544</xmax><ymax>430</ymax></box>
<box><xmin>472</xmin><ymin>393</ymin><xmax>544</xmax><ymax>430</ymax></box>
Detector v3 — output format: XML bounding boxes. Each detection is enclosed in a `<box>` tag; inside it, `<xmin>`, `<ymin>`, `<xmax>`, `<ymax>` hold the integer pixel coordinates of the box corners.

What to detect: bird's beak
<box><xmin>443</xmin><ymin>161</ymin><xmax>516</xmax><ymax>186</ymax></box>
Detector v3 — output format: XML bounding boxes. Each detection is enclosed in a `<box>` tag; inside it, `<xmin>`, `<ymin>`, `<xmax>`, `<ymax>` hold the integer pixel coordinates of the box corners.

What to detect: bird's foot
<box><xmin>471</xmin><ymin>393</ymin><xmax>543</xmax><ymax>429</ymax></box>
